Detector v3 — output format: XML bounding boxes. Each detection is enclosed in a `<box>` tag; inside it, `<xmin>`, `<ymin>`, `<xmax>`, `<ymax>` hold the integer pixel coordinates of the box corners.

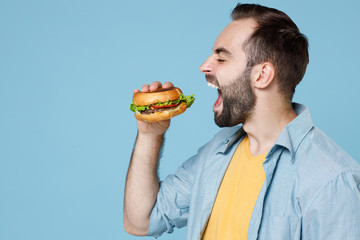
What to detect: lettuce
<box><xmin>130</xmin><ymin>93</ymin><xmax>195</xmax><ymax>113</ymax></box>
<box><xmin>130</xmin><ymin>103</ymin><xmax>150</xmax><ymax>112</ymax></box>
<box><xmin>179</xmin><ymin>93</ymin><xmax>195</xmax><ymax>108</ymax></box>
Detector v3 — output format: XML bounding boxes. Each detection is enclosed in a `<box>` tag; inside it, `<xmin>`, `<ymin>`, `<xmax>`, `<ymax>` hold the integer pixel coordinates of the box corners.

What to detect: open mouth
<box><xmin>206</xmin><ymin>80</ymin><xmax>223</xmax><ymax>111</ymax></box>
<box><xmin>207</xmin><ymin>82</ymin><xmax>219</xmax><ymax>89</ymax></box>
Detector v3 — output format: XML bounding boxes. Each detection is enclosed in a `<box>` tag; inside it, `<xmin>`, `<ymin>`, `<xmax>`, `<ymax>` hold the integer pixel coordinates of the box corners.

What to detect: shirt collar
<box><xmin>219</xmin><ymin>103</ymin><xmax>314</xmax><ymax>156</ymax></box>
<box><xmin>219</xmin><ymin>127</ymin><xmax>245</xmax><ymax>154</ymax></box>
<box><xmin>269</xmin><ymin>103</ymin><xmax>314</xmax><ymax>158</ymax></box>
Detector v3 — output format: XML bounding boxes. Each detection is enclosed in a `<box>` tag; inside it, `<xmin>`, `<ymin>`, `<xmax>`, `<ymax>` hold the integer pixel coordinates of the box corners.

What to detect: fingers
<box><xmin>134</xmin><ymin>81</ymin><xmax>174</xmax><ymax>93</ymax></box>
<box><xmin>133</xmin><ymin>84</ymin><xmax>150</xmax><ymax>93</ymax></box>
<box><xmin>141</xmin><ymin>84</ymin><xmax>151</xmax><ymax>92</ymax></box>
<box><xmin>162</xmin><ymin>81</ymin><xmax>174</xmax><ymax>89</ymax></box>
<box><xmin>149</xmin><ymin>81</ymin><xmax>162</xmax><ymax>91</ymax></box>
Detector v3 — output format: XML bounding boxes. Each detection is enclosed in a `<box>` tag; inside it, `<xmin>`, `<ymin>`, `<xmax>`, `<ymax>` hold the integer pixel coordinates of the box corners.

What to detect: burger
<box><xmin>130</xmin><ymin>87</ymin><xmax>195</xmax><ymax>122</ymax></box>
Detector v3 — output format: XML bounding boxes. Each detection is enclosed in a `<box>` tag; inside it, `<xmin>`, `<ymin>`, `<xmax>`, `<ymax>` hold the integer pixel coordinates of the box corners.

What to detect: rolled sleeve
<box><xmin>148</xmin><ymin>153</ymin><xmax>200</xmax><ymax>238</ymax></box>
<box><xmin>302</xmin><ymin>171</ymin><xmax>360</xmax><ymax>239</ymax></box>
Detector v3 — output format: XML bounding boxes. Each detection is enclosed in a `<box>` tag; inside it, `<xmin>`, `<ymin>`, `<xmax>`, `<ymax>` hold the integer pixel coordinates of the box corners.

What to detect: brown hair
<box><xmin>231</xmin><ymin>4</ymin><xmax>309</xmax><ymax>101</ymax></box>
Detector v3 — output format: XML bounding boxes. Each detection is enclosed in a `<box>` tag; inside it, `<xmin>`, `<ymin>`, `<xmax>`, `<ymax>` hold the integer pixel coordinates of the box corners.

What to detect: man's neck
<box><xmin>243</xmin><ymin>101</ymin><xmax>297</xmax><ymax>157</ymax></box>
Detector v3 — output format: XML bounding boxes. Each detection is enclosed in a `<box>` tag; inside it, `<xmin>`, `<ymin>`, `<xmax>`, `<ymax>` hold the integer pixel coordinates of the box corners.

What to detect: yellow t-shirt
<box><xmin>202</xmin><ymin>135</ymin><xmax>267</xmax><ymax>240</ymax></box>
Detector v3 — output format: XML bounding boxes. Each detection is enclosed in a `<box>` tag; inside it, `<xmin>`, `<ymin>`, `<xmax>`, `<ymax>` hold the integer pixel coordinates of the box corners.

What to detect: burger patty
<box><xmin>141</xmin><ymin>104</ymin><xmax>180</xmax><ymax>114</ymax></box>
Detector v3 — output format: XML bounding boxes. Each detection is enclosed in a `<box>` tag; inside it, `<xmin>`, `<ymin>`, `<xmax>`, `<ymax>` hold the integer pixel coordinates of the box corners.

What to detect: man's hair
<box><xmin>231</xmin><ymin>4</ymin><xmax>309</xmax><ymax>101</ymax></box>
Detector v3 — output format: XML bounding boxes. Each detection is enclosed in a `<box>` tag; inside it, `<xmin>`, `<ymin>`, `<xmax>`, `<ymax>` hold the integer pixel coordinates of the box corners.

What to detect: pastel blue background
<box><xmin>1</xmin><ymin>0</ymin><xmax>359</xmax><ymax>239</ymax></box>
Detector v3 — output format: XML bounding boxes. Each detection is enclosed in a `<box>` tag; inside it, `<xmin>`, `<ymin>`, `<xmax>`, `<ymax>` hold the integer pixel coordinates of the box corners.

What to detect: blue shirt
<box><xmin>148</xmin><ymin>104</ymin><xmax>360</xmax><ymax>239</ymax></box>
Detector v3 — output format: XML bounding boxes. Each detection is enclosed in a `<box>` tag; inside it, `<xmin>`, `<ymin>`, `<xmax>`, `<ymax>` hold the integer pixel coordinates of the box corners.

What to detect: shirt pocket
<box><xmin>257</xmin><ymin>216</ymin><xmax>301</xmax><ymax>240</ymax></box>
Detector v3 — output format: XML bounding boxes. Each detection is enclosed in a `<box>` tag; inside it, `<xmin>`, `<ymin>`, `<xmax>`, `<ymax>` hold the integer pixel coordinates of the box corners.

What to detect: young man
<box><xmin>124</xmin><ymin>4</ymin><xmax>360</xmax><ymax>240</ymax></box>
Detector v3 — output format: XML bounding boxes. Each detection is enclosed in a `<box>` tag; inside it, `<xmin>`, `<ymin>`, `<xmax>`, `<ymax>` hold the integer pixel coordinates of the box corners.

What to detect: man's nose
<box><xmin>200</xmin><ymin>56</ymin><xmax>214</xmax><ymax>74</ymax></box>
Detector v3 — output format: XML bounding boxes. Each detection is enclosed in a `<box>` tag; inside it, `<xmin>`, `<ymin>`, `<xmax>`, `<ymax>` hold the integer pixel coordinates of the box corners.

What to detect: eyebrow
<box><xmin>214</xmin><ymin>47</ymin><xmax>232</xmax><ymax>57</ymax></box>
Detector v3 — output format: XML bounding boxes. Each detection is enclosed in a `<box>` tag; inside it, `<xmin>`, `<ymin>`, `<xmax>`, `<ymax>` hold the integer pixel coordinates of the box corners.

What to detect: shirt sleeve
<box><xmin>147</xmin><ymin>144</ymin><xmax>207</xmax><ymax>238</ymax></box>
<box><xmin>302</xmin><ymin>170</ymin><xmax>360</xmax><ymax>239</ymax></box>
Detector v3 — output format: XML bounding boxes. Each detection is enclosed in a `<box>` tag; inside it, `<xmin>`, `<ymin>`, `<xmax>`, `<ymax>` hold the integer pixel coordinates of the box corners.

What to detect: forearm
<box><xmin>124</xmin><ymin>132</ymin><xmax>164</xmax><ymax>235</ymax></box>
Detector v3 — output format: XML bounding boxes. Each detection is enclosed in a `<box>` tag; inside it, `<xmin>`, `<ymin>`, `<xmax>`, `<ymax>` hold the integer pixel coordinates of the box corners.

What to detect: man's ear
<box><xmin>252</xmin><ymin>62</ymin><xmax>275</xmax><ymax>89</ymax></box>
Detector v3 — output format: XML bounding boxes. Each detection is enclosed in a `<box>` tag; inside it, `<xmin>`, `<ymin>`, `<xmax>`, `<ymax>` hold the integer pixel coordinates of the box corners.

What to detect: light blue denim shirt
<box><xmin>148</xmin><ymin>103</ymin><xmax>360</xmax><ymax>239</ymax></box>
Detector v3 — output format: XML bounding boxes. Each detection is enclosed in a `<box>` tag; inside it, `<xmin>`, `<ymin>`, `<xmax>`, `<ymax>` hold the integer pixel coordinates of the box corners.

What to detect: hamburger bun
<box><xmin>134</xmin><ymin>101</ymin><xmax>187</xmax><ymax>122</ymax></box>
<box><xmin>130</xmin><ymin>86</ymin><xmax>195</xmax><ymax>122</ymax></box>
<box><xmin>133</xmin><ymin>87</ymin><xmax>182</xmax><ymax>106</ymax></box>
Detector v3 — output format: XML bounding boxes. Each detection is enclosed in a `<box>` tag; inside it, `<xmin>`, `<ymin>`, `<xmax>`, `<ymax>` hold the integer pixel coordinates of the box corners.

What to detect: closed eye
<box><xmin>217</xmin><ymin>59</ymin><xmax>225</xmax><ymax>62</ymax></box>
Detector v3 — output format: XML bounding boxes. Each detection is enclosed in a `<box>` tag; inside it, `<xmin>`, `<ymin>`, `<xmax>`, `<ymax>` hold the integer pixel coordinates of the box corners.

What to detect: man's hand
<box><xmin>133</xmin><ymin>81</ymin><xmax>174</xmax><ymax>136</ymax></box>
<box><xmin>124</xmin><ymin>81</ymin><xmax>174</xmax><ymax>236</ymax></box>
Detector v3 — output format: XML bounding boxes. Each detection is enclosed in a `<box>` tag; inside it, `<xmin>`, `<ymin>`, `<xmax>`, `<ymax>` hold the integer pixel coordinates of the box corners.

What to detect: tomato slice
<box><xmin>150</xmin><ymin>103</ymin><xmax>179</xmax><ymax>109</ymax></box>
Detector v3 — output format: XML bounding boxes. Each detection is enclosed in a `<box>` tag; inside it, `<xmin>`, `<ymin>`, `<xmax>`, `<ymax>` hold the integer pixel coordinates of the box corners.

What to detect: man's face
<box><xmin>200</xmin><ymin>19</ymin><xmax>257</xmax><ymax>127</ymax></box>
<box><xmin>210</xmin><ymin>66</ymin><xmax>255</xmax><ymax>127</ymax></box>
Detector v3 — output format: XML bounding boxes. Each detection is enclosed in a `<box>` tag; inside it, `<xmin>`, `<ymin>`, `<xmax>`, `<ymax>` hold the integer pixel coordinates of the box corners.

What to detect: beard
<box><xmin>213</xmin><ymin>66</ymin><xmax>256</xmax><ymax>127</ymax></box>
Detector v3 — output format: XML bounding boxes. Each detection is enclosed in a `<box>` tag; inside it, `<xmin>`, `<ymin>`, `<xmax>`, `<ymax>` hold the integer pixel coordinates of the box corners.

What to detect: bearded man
<box><xmin>124</xmin><ymin>3</ymin><xmax>360</xmax><ymax>240</ymax></box>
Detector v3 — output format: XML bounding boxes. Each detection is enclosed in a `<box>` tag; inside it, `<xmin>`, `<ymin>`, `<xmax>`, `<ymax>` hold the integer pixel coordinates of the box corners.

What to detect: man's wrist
<box><xmin>137</xmin><ymin>132</ymin><xmax>164</xmax><ymax>143</ymax></box>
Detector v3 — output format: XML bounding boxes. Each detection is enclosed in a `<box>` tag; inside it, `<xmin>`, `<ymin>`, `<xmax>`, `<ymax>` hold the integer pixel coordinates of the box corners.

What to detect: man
<box><xmin>124</xmin><ymin>3</ymin><xmax>360</xmax><ymax>240</ymax></box>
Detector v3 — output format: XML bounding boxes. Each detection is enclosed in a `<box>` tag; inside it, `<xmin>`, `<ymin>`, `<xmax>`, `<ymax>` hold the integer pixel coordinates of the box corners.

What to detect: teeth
<box><xmin>207</xmin><ymin>82</ymin><xmax>219</xmax><ymax>89</ymax></box>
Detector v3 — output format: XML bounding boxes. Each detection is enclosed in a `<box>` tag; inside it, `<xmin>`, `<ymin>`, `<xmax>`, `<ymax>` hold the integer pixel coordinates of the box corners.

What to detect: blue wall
<box><xmin>1</xmin><ymin>0</ymin><xmax>359</xmax><ymax>239</ymax></box>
